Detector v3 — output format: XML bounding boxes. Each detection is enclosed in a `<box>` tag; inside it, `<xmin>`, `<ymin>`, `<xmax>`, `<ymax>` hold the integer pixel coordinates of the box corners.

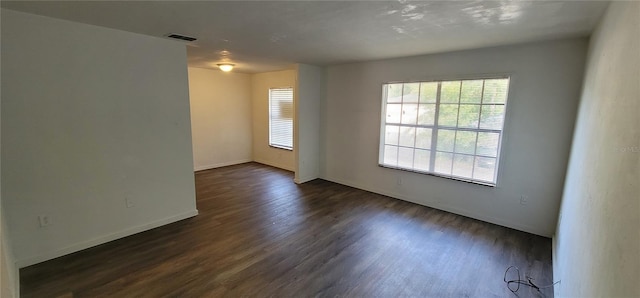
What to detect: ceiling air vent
<box><xmin>166</xmin><ymin>33</ymin><xmax>197</xmax><ymax>42</ymax></box>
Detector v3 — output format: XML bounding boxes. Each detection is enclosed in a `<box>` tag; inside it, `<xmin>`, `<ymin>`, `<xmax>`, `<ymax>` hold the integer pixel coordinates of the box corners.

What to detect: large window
<box><xmin>269</xmin><ymin>88</ymin><xmax>294</xmax><ymax>150</ymax></box>
<box><xmin>379</xmin><ymin>77</ymin><xmax>510</xmax><ymax>186</ymax></box>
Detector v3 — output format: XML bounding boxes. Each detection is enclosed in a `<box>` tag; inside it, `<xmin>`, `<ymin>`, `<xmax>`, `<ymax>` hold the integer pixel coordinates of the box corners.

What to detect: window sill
<box><xmin>378</xmin><ymin>164</ymin><xmax>496</xmax><ymax>187</ymax></box>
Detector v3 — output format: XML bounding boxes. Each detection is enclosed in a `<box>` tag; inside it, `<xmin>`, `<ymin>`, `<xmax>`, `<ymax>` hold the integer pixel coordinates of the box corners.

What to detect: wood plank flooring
<box><xmin>20</xmin><ymin>162</ymin><xmax>553</xmax><ymax>297</ymax></box>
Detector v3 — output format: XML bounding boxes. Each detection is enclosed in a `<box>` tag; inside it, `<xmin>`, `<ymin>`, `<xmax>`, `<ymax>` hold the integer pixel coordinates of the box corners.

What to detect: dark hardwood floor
<box><xmin>21</xmin><ymin>162</ymin><xmax>553</xmax><ymax>297</ymax></box>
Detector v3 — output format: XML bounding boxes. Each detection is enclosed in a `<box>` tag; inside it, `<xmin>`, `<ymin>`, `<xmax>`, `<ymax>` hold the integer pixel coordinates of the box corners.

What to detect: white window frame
<box><xmin>269</xmin><ymin>87</ymin><xmax>294</xmax><ymax>151</ymax></box>
<box><xmin>378</xmin><ymin>76</ymin><xmax>510</xmax><ymax>187</ymax></box>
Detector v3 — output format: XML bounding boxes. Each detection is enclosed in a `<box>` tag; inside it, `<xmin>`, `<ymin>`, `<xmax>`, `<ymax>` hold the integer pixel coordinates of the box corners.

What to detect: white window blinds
<box><xmin>269</xmin><ymin>88</ymin><xmax>294</xmax><ymax>150</ymax></box>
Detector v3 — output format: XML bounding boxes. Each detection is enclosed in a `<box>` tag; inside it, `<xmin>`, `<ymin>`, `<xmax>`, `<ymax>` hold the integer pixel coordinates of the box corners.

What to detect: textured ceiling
<box><xmin>1</xmin><ymin>1</ymin><xmax>609</xmax><ymax>73</ymax></box>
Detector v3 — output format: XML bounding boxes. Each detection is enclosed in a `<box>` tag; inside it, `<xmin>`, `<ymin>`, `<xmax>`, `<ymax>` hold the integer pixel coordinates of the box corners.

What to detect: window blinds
<box><xmin>269</xmin><ymin>88</ymin><xmax>294</xmax><ymax>150</ymax></box>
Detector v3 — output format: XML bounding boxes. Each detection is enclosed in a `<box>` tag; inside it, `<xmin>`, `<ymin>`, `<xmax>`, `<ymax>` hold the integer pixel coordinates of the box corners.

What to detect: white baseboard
<box><xmin>322</xmin><ymin>176</ymin><xmax>549</xmax><ymax>237</ymax></box>
<box><xmin>294</xmin><ymin>175</ymin><xmax>319</xmax><ymax>184</ymax></box>
<box><xmin>194</xmin><ymin>159</ymin><xmax>252</xmax><ymax>171</ymax></box>
<box><xmin>253</xmin><ymin>159</ymin><xmax>295</xmax><ymax>172</ymax></box>
<box><xmin>16</xmin><ymin>209</ymin><xmax>198</xmax><ymax>268</ymax></box>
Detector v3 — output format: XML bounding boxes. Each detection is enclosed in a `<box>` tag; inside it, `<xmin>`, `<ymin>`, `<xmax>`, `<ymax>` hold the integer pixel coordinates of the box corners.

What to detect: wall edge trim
<box><xmin>194</xmin><ymin>159</ymin><xmax>253</xmax><ymax>171</ymax></box>
<box><xmin>322</xmin><ymin>176</ymin><xmax>551</xmax><ymax>237</ymax></box>
<box><xmin>253</xmin><ymin>159</ymin><xmax>295</xmax><ymax>172</ymax></box>
<box><xmin>15</xmin><ymin>210</ymin><xmax>199</xmax><ymax>268</ymax></box>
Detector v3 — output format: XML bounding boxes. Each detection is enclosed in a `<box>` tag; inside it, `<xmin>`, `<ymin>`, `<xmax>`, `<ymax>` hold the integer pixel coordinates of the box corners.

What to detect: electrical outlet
<box><xmin>38</xmin><ymin>215</ymin><xmax>51</xmax><ymax>227</ymax></box>
<box><xmin>125</xmin><ymin>197</ymin><xmax>135</xmax><ymax>208</ymax></box>
<box><xmin>520</xmin><ymin>195</ymin><xmax>528</xmax><ymax>205</ymax></box>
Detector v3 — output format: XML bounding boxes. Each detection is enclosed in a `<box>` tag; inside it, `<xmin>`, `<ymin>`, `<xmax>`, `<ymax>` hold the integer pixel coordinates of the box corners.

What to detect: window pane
<box><xmin>441</xmin><ymin>81</ymin><xmax>461</xmax><ymax>103</ymax></box>
<box><xmin>380</xmin><ymin>78</ymin><xmax>509</xmax><ymax>186</ymax></box>
<box><xmin>384</xmin><ymin>145</ymin><xmax>398</xmax><ymax>166</ymax></box>
<box><xmin>454</xmin><ymin>131</ymin><xmax>477</xmax><ymax>155</ymax></box>
<box><xmin>415</xmin><ymin>128</ymin><xmax>432</xmax><ymax>149</ymax></box>
<box><xmin>414</xmin><ymin>149</ymin><xmax>431</xmax><ymax>171</ymax></box>
<box><xmin>402</xmin><ymin>83</ymin><xmax>420</xmax><ymax>103</ymax></box>
<box><xmin>474</xmin><ymin>157</ymin><xmax>496</xmax><ymax>182</ymax></box>
<box><xmin>476</xmin><ymin>132</ymin><xmax>500</xmax><ymax>157</ymax></box>
<box><xmin>452</xmin><ymin>154</ymin><xmax>474</xmax><ymax>178</ymax></box>
<box><xmin>479</xmin><ymin>105</ymin><xmax>505</xmax><ymax>130</ymax></box>
<box><xmin>420</xmin><ymin>82</ymin><xmax>438</xmax><ymax>103</ymax></box>
<box><xmin>385</xmin><ymin>125</ymin><xmax>400</xmax><ymax>145</ymax></box>
<box><xmin>399</xmin><ymin>126</ymin><xmax>415</xmax><ymax>147</ymax></box>
<box><xmin>457</xmin><ymin>104</ymin><xmax>480</xmax><ymax>128</ymax></box>
<box><xmin>436</xmin><ymin>129</ymin><xmax>455</xmax><ymax>152</ymax></box>
<box><xmin>483</xmin><ymin>79</ymin><xmax>509</xmax><ymax>104</ymax></box>
<box><xmin>398</xmin><ymin>147</ymin><xmax>414</xmax><ymax>168</ymax></box>
<box><xmin>417</xmin><ymin>104</ymin><xmax>436</xmax><ymax>125</ymax></box>
<box><xmin>438</xmin><ymin>104</ymin><xmax>459</xmax><ymax>127</ymax></box>
<box><xmin>434</xmin><ymin>152</ymin><xmax>453</xmax><ymax>175</ymax></box>
<box><xmin>460</xmin><ymin>80</ymin><xmax>483</xmax><ymax>104</ymax></box>
<box><xmin>401</xmin><ymin>104</ymin><xmax>418</xmax><ymax>125</ymax></box>
<box><xmin>387</xmin><ymin>84</ymin><xmax>403</xmax><ymax>103</ymax></box>
<box><xmin>386</xmin><ymin>104</ymin><xmax>401</xmax><ymax>124</ymax></box>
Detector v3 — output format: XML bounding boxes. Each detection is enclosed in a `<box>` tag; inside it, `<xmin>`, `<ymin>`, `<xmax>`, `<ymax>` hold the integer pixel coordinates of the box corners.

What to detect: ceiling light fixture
<box><xmin>217</xmin><ymin>63</ymin><xmax>235</xmax><ymax>72</ymax></box>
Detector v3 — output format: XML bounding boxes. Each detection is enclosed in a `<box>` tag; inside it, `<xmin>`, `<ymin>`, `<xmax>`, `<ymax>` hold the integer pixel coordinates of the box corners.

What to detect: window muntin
<box><xmin>269</xmin><ymin>88</ymin><xmax>294</xmax><ymax>150</ymax></box>
<box><xmin>379</xmin><ymin>77</ymin><xmax>510</xmax><ymax>186</ymax></box>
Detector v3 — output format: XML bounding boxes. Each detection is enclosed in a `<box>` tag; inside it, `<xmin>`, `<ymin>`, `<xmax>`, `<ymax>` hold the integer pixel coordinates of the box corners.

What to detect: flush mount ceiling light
<box><xmin>217</xmin><ymin>63</ymin><xmax>235</xmax><ymax>72</ymax></box>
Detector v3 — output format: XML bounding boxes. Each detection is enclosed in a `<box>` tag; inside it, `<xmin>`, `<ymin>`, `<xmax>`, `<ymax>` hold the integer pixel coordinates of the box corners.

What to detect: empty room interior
<box><xmin>0</xmin><ymin>1</ymin><xmax>638</xmax><ymax>297</ymax></box>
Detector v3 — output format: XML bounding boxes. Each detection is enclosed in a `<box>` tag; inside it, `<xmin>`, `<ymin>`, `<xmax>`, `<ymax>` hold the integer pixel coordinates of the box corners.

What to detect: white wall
<box><xmin>251</xmin><ymin>70</ymin><xmax>296</xmax><ymax>171</ymax></box>
<box><xmin>1</xmin><ymin>9</ymin><xmax>198</xmax><ymax>267</ymax></box>
<box><xmin>554</xmin><ymin>2</ymin><xmax>639</xmax><ymax>297</ymax></box>
<box><xmin>294</xmin><ymin>64</ymin><xmax>326</xmax><ymax>183</ymax></box>
<box><xmin>188</xmin><ymin>67</ymin><xmax>252</xmax><ymax>171</ymax></box>
<box><xmin>323</xmin><ymin>39</ymin><xmax>587</xmax><ymax>237</ymax></box>
<box><xmin>1</xmin><ymin>208</ymin><xmax>17</xmax><ymax>298</ymax></box>
<box><xmin>0</xmin><ymin>35</ymin><xmax>18</xmax><ymax>296</ymax></box>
